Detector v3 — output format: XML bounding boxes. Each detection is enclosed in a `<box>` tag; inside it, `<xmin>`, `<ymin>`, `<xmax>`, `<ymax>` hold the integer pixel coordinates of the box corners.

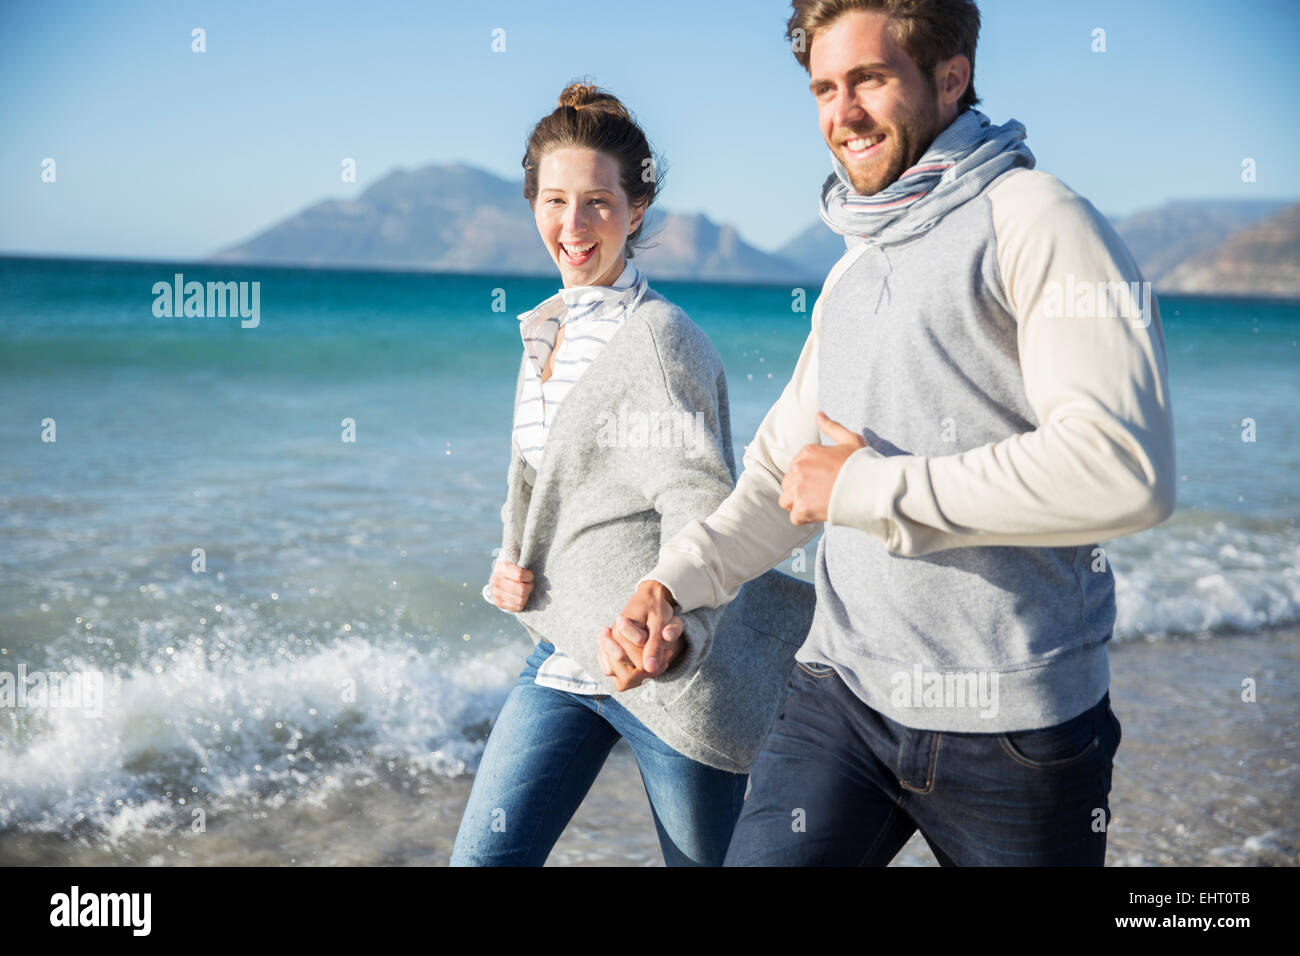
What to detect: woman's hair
<box><xmin>522</xmin><ymin>81</ymin><xmax>665</xmax><ymax>257</ymax></box>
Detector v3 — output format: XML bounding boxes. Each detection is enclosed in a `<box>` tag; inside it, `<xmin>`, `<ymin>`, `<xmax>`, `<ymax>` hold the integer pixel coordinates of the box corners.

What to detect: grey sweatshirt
<box><xmin>641</xmin><ymin>168</ymin><xmax>1177</xmax><ymax>733</ymax></box>
<box><xmin>489</xmin><ymin>288</ymin><xmax>816</xmax><ymax>773</ymax></box>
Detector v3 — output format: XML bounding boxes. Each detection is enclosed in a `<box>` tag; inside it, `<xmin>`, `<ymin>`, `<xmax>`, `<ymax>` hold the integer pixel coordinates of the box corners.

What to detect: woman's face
<box><xmin>534</xmin><ymin>146</ymin><xmax>645</xmax><ymax>288</ymax></box>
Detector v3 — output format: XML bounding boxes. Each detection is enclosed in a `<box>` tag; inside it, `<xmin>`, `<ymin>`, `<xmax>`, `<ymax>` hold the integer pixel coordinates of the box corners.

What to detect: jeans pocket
<box><xmin>1106</xmin><ymin>700</ymin><xmax>1122</xmax><ymax>748</ymax></box>
<box><xmin>795</xmin><ymin>660</ymin><xmax>837</xmax><ymax>680</ymax></box>
<box><xmin>998</xmin><ymin>704</ymin><xmax>1101</xmax><ymax>770</ymax></box>
<box><xmin>517</xmin><ymin>640</ymin><xmax>555</xmax><ymax>684</ymax></box>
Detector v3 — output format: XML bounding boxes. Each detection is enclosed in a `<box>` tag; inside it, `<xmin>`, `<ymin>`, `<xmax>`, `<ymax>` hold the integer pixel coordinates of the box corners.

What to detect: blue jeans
<box><xmin>724</xmin><ymin>660</ymin><xmax>1122</xmax><ymax>866</ymax></box>
<box><xmin>449</xmin><ymin>640</ymin><xmax>748</xmax><ymax>866</ymax></box>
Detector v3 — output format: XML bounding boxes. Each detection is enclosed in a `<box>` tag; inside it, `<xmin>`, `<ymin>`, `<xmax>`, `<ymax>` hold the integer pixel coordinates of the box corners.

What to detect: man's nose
<box><xmin>831</xmin><ymin>86</ymin><xmax>865</xmax><ymax>130</ymax></box>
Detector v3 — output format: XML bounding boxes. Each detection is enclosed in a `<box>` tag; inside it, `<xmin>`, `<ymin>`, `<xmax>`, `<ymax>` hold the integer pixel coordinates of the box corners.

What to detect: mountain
<box><xmin>775</xmin><ymin>219</ymin><xmax>847</xmax><ymax>281</ymax></box>
<box><xmin>210</xmin><ymin>162</ymin><xmax>1298</xmax><ymax>295</ymax></box>
<box><xmin>1157</xmin><ymin>203</ymin><xmax>1300</xmax><ymax>298</ymax></box>
<box><xmin>209</xmin><ymin>163</ymin><xmax>553</xmax><ymax>274</ymax></box>
<box><xmin>210</xmin><ymin>162</ymin><xmax>811</xmax><ymax>282</ymax></box>
<box><xmin>635</xmin><ymin>210</ymin><xmax>809</xmax><ymax>282</ymax></box>
<box><xmin>773</xmin><ymin>198</ymin><xmax>1298</xmax><ymax>292</ymax></box>
<box><xmin>1106</xmin><ymin>199</ymin><xmax>1292</xmax><ymax>286</ymax></box>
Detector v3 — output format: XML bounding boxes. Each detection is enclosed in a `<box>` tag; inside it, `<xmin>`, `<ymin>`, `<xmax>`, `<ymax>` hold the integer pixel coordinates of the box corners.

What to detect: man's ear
<box><xmin>935</xmin><ymin>54</ymin><xmax>971</xmax><ymax>109</ymax></box>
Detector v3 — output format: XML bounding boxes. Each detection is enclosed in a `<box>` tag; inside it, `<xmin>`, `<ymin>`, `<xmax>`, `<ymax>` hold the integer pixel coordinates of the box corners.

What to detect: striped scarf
<box><xmin>818</xmin><ymin>108</ymin><xmax>1035</xmax><ymax>247</ymax></box>
<box><xmin>513</xmin><ymin>261</ymin><xmax>649</xmax><ymax>477</ymax></box>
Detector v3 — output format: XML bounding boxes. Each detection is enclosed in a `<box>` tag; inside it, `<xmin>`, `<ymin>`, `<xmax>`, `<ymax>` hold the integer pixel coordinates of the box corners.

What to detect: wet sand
<box><xmin>552</xmin><ymin>625</ymin><xmax>1300</xmax><ymax>866</ymax></box>
<box><xmin>2</xmin><ymin>626</ymin><xmax>1295</xmax><ymax>866</ymax></box>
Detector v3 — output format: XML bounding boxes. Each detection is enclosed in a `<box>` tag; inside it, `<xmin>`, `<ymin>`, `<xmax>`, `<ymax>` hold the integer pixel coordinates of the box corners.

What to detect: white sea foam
<box><xmin>0</xmin><ymin>636</ymin><xmax>521</xmax><ymax>837</ymax></box>
<box><xmin>1107</xmin><ymin>515</ymin><xmax>1300</xmax><ymax>640</ymax></box>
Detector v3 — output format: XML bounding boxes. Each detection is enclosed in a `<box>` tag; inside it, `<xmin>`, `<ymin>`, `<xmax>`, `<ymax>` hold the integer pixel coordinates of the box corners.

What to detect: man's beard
<box><xmin>838</xmin><ymin>96</ymin><xmax>941</xmax><ymax>196</ymax></box>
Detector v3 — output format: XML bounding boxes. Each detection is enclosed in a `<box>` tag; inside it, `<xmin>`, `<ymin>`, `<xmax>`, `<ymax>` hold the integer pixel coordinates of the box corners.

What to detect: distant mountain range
<box><xmin>210</xmin><ymin>162</ymin><xmax>1299</xmax><ymax>297</ymax></box>
<box><xmin>771</xmin><ymin>197</ymin><xmax>1300</xmax><ymax>295</ymax></box>
<box><xmin>1152</xmin><ymin>203</ymin><xmax>1300</xmax><ymax>297</ymax></box>
<box><xmin>208</xmin><ymin>162</ymin><xmax>809</xmax><ymax>283</ymax></box>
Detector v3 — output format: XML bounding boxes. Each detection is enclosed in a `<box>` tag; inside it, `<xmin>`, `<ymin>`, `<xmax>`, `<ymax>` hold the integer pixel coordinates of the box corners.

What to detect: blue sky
<box><xmin>1</xmin><ymin>0</ymin><xmax>1296</xmax><ymax>260</ymax></box>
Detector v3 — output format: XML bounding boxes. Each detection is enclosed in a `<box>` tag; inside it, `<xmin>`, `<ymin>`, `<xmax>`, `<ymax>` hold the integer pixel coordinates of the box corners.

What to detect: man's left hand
<box><xmin>778</xmin><ymin>411</ymin><xmax>866</xmax><ymax>524</ymax></box>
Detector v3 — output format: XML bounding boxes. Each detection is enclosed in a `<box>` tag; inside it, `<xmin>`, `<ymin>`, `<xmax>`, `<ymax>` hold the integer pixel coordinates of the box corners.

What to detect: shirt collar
<box><xmin>516</xmin><ymin>261</ymin><xmax>640</xmax><ymax>326</ymax></box>
<box><xmin>556</xmin><ymin>260</ymin><xmax>638</xmax><ymax>309</ymax></box>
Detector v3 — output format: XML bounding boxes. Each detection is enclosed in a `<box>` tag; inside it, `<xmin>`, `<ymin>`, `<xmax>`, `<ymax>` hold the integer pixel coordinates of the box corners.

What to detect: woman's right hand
<box><xmin>489</xmin><ymin>562</ymin><xmax>534</xmax><ymax>612</ymax></box>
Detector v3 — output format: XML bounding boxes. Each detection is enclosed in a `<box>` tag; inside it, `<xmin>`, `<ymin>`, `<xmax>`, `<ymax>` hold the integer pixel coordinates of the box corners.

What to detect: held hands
<box><xmin>594</xmin><ymin>411</ymin><xmax>861</xmax><ymax>688</ymax></box>
<box><xmin>597</xmin><ymin>581</ymin><xmax>685</xmax><ymax>691</ymax></box>
<box><xmin>488</xmin><ymin>562</ymin><xmax>534</xmax><ymax>612</ymax></box>
<box><xmin>778</xmin><ymin>411</ymin><xmax>865</xmax><ymax>524</ymax></box>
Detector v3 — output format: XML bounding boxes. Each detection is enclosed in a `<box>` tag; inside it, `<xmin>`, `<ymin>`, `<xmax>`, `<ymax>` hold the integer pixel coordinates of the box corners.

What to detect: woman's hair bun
<box><xmin>556</xmin><ymin>81</ymin><xmax>629</xmax><ymax>120</ymax></box>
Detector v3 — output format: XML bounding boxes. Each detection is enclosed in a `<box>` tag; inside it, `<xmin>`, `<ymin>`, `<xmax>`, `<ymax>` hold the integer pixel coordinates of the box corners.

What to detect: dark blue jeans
<box><xmin>724</xmin><ymin>660</ymin><xmax>1121</xmax><ymax>866</ymax></box>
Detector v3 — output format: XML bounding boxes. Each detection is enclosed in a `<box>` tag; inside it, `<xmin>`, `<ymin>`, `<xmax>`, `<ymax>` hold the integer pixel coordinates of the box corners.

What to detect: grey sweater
<box><xmin>489</xmin><ymin>288</ymin><xmax>816</xmax><ymax>773</ymax></box>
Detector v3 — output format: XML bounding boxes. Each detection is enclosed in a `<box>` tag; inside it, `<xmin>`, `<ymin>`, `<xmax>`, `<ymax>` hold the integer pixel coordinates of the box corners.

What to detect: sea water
<box><xmin>1</xmin><ymin>256</ymin><xmax>1296</xmax><ymax>864</ymax></box>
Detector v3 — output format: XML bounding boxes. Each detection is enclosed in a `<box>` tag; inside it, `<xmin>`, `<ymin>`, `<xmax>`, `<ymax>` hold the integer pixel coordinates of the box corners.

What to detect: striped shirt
<box><xmin>513</xmin><ymin>260</ymin><xmax>646</xmax><ymax>482</ymax></box>
<box><xmin>492</xmin><ymin>260</ymin><xmax>648</xmax><ymax>694</ymax></box>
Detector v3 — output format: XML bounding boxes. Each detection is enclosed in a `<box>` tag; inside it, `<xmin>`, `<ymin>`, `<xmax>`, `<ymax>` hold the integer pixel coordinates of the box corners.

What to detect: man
<box><xmin>597</xmin><ymin>0</ymin><xmax>1175</xmax><ymax>865</ymax></box>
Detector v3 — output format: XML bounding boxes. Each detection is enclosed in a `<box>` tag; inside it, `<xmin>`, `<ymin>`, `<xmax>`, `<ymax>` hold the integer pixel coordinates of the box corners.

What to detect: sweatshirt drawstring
<box><xmin>873</xmin><ymin>244</ymin><xmax>893</xmax><ymax>314</ymax></box>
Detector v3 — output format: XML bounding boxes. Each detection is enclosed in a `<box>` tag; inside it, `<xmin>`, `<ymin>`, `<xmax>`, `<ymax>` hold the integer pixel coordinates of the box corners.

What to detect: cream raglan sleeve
<box><xmin>635</xmin><ymin>249</ymin><xmax>868</xmax><ymax>612</ymax></box>
<box><xmin>824</xmin><ymin>170</ymin><xmax>1177</xmax><ymax>555</ymax></box>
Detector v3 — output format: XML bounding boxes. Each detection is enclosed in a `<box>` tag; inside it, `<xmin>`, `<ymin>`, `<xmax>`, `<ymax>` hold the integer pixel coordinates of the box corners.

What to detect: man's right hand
<box><xmin>613</xmin><ymin>580</ymin><xmax>680</xmax><ymax>675</ymax></box>
<box><xmin>489</xmin><ymin>562</ymin><xmax>534</xmax><ymax>612</ymax></box>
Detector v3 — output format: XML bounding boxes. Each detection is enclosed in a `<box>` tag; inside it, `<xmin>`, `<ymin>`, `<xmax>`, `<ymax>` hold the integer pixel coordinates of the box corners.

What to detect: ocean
<box><xmin>1</xmin><ymin>255</ymin><xmax>1296</xmax><ymax>865</ymax></box>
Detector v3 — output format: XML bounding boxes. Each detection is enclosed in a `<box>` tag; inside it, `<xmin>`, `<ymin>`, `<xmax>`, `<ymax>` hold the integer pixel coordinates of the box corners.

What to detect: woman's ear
<box><xmin>628</xmin><ymin>200</ymin><xmax>648</xmax><ymax>237</ymax></box>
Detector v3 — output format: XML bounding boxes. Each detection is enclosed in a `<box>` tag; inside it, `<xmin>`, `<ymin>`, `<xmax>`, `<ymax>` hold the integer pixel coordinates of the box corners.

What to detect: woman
<box><xmin>451</xmin><ymin>82</ymin><xmax>815</xmax><ymax>867</ymax></box>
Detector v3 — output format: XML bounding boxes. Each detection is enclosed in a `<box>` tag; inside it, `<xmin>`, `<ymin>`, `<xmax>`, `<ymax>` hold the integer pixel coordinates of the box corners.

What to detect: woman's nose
<box><xmin>562</xmin><ymin>202</ymin><xmax>588</xmax><ymax>234</ymax></box>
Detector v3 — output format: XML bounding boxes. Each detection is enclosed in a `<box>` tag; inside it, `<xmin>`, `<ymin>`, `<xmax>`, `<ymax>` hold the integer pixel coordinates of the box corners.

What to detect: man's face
<box><xmin>809</xmin><ymin>9</ymin><xmax>948</xmax><ymax>196</ymax></box>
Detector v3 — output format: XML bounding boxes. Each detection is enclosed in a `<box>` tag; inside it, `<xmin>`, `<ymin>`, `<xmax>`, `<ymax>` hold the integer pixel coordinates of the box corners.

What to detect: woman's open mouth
<box><xmin>560</xmin><ymin>241</ymin><xmax>597</xmax><ymax>266</ymax></box>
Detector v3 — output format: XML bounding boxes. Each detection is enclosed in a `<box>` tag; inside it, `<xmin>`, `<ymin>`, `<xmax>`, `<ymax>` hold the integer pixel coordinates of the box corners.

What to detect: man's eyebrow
<box><xmin>809</xmin><ymin>61</ymin><xmax>895</xmax><ymax>90</ymax></box>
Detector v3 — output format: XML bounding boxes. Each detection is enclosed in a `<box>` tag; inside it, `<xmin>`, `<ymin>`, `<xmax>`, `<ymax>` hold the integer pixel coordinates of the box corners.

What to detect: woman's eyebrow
<box><xmin>538</xmin><ymin>186</ymin><xmax>618</xmax><ymax>195</ymax></box>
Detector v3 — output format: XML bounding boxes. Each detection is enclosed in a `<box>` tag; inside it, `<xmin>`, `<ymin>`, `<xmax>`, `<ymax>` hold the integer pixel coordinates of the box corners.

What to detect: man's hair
<box><xmin>786</xmin><ymin>0</ymin><xmax>981</xmax><ymax>112</ymax></box>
